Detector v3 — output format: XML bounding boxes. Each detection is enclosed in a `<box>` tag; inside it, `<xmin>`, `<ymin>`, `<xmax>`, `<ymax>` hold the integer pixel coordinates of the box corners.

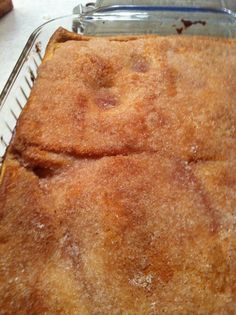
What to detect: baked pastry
<box><xmin>0</xmin><ymin>28</ymin><xmax>236</xmax><ymax>314</ymax></box>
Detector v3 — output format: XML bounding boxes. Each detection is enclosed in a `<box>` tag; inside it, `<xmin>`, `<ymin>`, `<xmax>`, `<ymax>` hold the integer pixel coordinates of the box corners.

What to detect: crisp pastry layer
<box><xmin>0</xmin><ymin>28</ymin><xmax>236</xmax><ymax>314</ymax></box>
<box><xmin>13</xmin><ymin>29</ymin><xmax>236</xmax><ymax>161</ymax></box>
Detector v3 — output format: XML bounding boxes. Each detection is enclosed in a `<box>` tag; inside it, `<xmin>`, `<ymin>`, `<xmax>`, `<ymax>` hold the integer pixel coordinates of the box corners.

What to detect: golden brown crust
<box><xmin>12</xmin><ymin>28</ymin><xmax>236</xmax><ymax>161</ymax></box>
<box><xmin>1</xmin><ymin>154</ymin><xmax>236</xmax><ymax>314</ymax></box>
<box><xmin>0</xmin><ymin>28</ymin><xmax>236</xmax><ymax>314</ymax></box>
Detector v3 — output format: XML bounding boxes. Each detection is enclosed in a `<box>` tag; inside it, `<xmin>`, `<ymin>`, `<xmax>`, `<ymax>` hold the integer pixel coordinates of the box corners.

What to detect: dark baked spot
<box><xmin>175</xmin><ymin>19</ymin><xmax>206</xmax><ymax>34</ymax></box>
<box><xmin>176</xmin><ymin>27</ymin><xmax>183</xmax><ymax>34</ymax></box>
<box><xmin>0</xmin><ymin>235</ymin><xmax>8</xmax><ymax>244</ymax></box>
<box><xmin>95</xmin><ymin>89</ymin><xmax>118</xmax><ymax>110</ymax></box>
<box><xmin>10</xmin><ymin>148</ymin><xmax>64</xmax><ymax>179</ymax></box>
<box><xmin>181</xmin><ymin>19</ymin><xmax>206</xmax><ymax>28</ymax></box>
<box><xmin>32</xmin><ymin>166</ymin><xmax>56</xmax><ymax>179</ymax></box>
<box><xmin>131</xmin><ymin>54</ymin><xmax>149</xmax><ymax>73</ymax></box>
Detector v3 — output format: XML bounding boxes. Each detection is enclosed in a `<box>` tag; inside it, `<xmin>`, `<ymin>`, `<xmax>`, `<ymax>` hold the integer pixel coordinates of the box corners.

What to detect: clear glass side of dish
<box><xmin>0</xmin><ymin>1</ymin><xmax>236</xmax><ymax>165</ymax></box>
<box><xmin>96</xmin><ymin>0</ymin><xmax>236</xmax><ymax>9</ymax></box>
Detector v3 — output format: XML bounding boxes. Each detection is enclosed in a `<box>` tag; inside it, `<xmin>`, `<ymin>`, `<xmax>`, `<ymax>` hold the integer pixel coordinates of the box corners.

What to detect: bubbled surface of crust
<box><xmin>0</xmin><ymin>28</ymin><xmax>236</xmax><ymax>314</ymax></box>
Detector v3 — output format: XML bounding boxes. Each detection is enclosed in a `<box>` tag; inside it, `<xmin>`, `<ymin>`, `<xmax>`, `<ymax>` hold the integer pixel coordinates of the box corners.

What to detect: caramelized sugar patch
<box><xmin>95</xmin><ymin>88</ymin><xmax>118</xmax><ymax>110</ymax></box>
<box><xmin>32</xmin><ymin>166</ymin><xmax>56</xmax><ymax>179</ymax></box>
<box><xmin>131</xmin><ymin>54</ymin><xmax>150</xmax><ymax>73</ymax></box>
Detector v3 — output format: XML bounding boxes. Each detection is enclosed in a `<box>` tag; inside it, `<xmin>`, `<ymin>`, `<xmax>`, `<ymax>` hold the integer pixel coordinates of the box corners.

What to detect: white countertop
<box><xmin>0</xmin><ymin>0</ymin><xmax>88</xmax><ymax>92</ymax></box>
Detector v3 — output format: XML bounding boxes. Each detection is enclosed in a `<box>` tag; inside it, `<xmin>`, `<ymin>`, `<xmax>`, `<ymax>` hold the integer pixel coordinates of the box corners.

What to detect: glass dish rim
<box><xmin>91</xmin><ymin>4</ymin><xmax>236</xmax><ymax>17</ymax></box>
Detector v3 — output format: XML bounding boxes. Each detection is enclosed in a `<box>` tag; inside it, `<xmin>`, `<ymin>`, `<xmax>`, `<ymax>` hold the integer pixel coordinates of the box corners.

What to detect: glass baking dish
<box><xmin>0</xmin><ymin>0</ymin><xmax>236</xmax><ymax>166</ymax></box>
